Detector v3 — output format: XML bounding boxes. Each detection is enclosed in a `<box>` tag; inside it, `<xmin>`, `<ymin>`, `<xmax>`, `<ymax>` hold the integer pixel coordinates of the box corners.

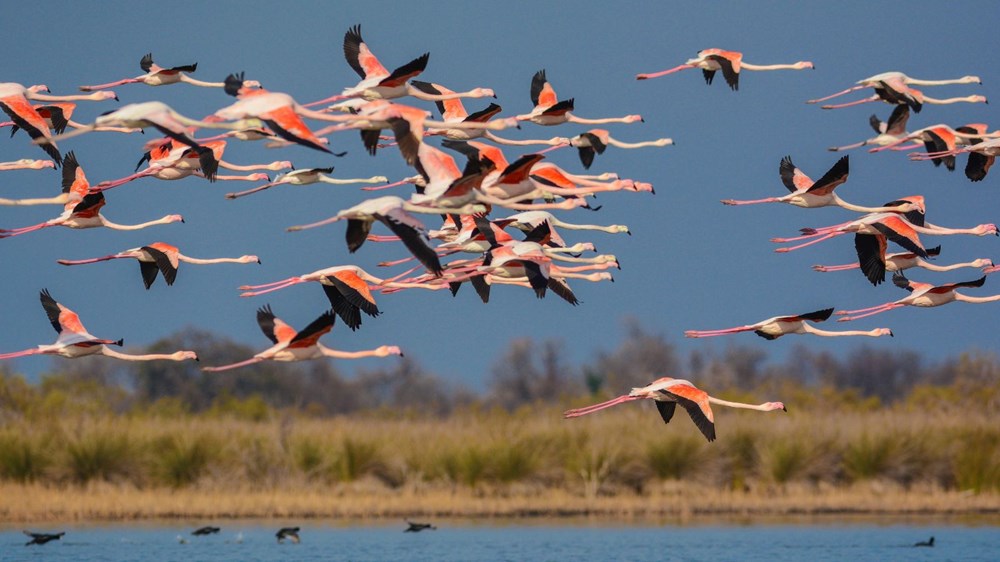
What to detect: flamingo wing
<box><xmin>343</xmin><ymin>25</ymin><xmax>389</xmax><ymax>80</ymax></box>
<box><xmin>378</xmin><ymin>53</ymin><xmax>429</xmax><ymax>88</ymax></box>
<box><xmin>40</xmin><ymin>289</ymin><xmax>66</xmax><ymax>334</ymax></box>
<box><xmin>792</xmin><ymin>308</ymin><xmax>835</xmax><ymax>323</ymax></box>
<box><xmin>704</xmin><ymin>54</ymin><xmax>738</xmax><ymax>90</ymax></box>
<box><xmin>661</xmin><ymin>385</ymin><xmax>716</xmax><ymax>442</ymax></box>
<box><xmin>530</xmin><ymin>69</ymin><xmax>557</xmax><ymax>107</ymax></box>
<box><xmin>521</xmin><ymin>261</ymin><xmax>548</xmax><ymax>298</ymax></box>
<box><xmin>288</xmin><ymin>310</ymin><xmax>336</xmax><ymax>348</ymax></box>
<box><xmin>885</xmin><ymin>105</ymin><xmax>910</xmax><ymax>135</ymax></box>
<box><xmin>61</xmin><ymin>151</ymin><xmax>86</xmax><ymax>195</ymax></box>
<box><xmin>375</xmin><ymin>210</ymin><xmax>442</xmax><ymax>276</ymax></box>
<box><xmin>871</xmin><ymin>217</ymin><xmax>927</xmax><ymax>258</ymax></box>
<box><xmin>410</xmin><ymin>81</ymin><xmax>460</xmax><ymax>119</ymax></box>
<box><xmin>966</xmin><ymin>152</ymin><xmax>992</xmax><ymax>182</ymax></box>
<box><xmin>498</xmin><ymin>153</ymin><xmax>545</xmax><ymax>185</ymax></box>
<box><xmin>139</xmin><ymin>53</ymin><xmax>155</xmax><ymax>72</ymax></box>
<box><xmin>868</xmin><ymin>113</ymin><xmax>884</xmax><ymax>134</ymax></box>
<box><xmin>654</xmin><ymin>400</ymin><xmax>677</xmax><ymax>424</ymax></box>
<box><xmin>70</xmin><ymin>192</ymin><xmax>106</xmax><ymax>218</ymax></box>
<box><xmin>931</xmin><ymin>276</ymin><xmax>987</xmax><ymax>294</ymax></box>
<box><xmin>138</xmin><ymin>260</ymin><xmax>161</xmax><ymax>290</ymax></box>
<box><xmin>261</xmin><ymin>108</ymin><xmax>333</xmax><ymax>155</ymax></box>
<box><xmin>345</xmin><ymin>218</ymin><xmax>373</xmax><ymax>253</ymax></box>
<box><xmin>321</xmin><ymin>284</ymin><xmax>361</xmax><ymax>331</ymax></box>
<box><xmin>922</xmin><ymin>130</ymin><xmax>956</xmax><ymax>171</ymax></box>
<box><xmin>778</xmin><ymin>156</ymin><xmax>812</xmax><ymax>192</ymax></box>
<box><xmin>892</xmin><ymin>273</ymin><xmax>917</xmax><ymax>292</ymax></box>
<box><xmin>547</xmin><ymin>277</ymin><xmax>580</xmax><ymax>306</ymax></box>
<box><xmin>141</xmin><ymin>245</ymin><xmax>178</xmax><ymax>286</ymax></box>
<box><xmin>805</xmin><ymin>156</ymin><xmax>849</xmax><ymax>196</ymax></box>
<box><xmin>36</xmin><ymin>104</ymin><xmax>70</xmax><ymax>135</ymax></box>
<box><xmin>855</xmin><ymin>233</ymin><xmax>889</xmax><ymax>286</ymax></box>
<box><xmin>463</xmin><ymin>103</ymin><xmax>502</xmax><ymax>123</ymax></box>
<box><xmin>256</xmin><ymin>304</ymin><xmax>297</xmax><ymax>344</ymax></box>
<box><xmin>541</xmin><ymin>98</ymin><xmax>574</xmax><ymax>117</ymax></box>
<box><xmin>0</xmin><ymin>98</ymin><xmax>61</xmax><ymax>165</ymax></box>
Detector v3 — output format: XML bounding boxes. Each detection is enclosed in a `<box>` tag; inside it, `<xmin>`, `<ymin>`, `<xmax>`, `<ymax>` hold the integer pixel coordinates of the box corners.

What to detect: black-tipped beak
<box><xmin>195</xmin><ymin>357</ymin><xmax>200</xmax><ymax>362</ymax></box>
<box><xmin>180</xmin><ymin>218</ymin><xmax>186</xmax><ymax>223</ymax></box>
<box><xmin>889</xmin><ymin>331</ymin><xmax>894</xmax><ymax>337</ymax></box>
<box><xmin>782</xmin><ymin>406</ymin><xmax>788</xmax><ymax>412</ymax></box>
<box><xmin>113</xmin><ymin>94</ymin><xmax>120</xmax><ymax>102</ymax></box>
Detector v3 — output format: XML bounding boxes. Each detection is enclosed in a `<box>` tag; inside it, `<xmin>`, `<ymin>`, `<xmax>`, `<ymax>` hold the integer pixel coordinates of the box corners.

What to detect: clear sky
<box><xmin>2</xmin><ymin>1</ymin><xmax>998</xmax><ymax>389</ymax></box>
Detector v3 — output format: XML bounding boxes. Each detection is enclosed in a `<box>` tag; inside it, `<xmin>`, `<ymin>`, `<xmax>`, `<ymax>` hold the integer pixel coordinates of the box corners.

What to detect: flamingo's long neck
<box><xmin>906</xmin><ymin>77</ymin><xmax>979</xmax><ymax>87</ymax></box>
<box><xmin>954</xmin><ymin>293</ymin><xmax>1000</xmax><ymax>304</ymax></box>
<box><xmin>101</xmin><ymin>215</ymin><xmax>181</xmax><ymax>231</ymax></box>
<box><xmin>100</xmin><ymin>348</ymin><xmax>190</xmax><ymax>361</ymax></box>
<box><xmin>740</xmin><ymin>62</ymin><xmax>811</xmax><ymax>71</ymax></box>
<box><xmin>179</xmin><ymin>256</ymin><xmax>252</xmax><ymax>265</ymax></box>
<box><xmin>706</xmin><ymin>397</ymin><xmax>775</xmax><ymax>411</ymax></box>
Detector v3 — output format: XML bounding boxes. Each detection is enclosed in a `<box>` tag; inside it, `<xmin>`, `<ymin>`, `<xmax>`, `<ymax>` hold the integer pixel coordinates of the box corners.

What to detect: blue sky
<box><xmin>2</xmin><ymin>1</ymin><xmax>998</xmax><ymax>389</ymax></box>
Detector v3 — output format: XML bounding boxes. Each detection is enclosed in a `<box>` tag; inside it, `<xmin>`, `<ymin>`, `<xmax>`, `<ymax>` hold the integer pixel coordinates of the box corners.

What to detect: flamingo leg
<box><xmin>807</xmin><ymin>85</ymin><xmax>867</xmax><ymax>104</ymax></box>
<box><xmin>239</xmin><ymin>278</ymin><xmax>304</xmax><ymax>296</ymax></box>
<box><xmin>836</xmin><ymin>304</ymin><xmax>903</xmax><ymax>322</ymax></box>
<box><xmin>774</xmin><ymin>233</ymin><xmax>841</xmax><ymax>252</ymax></box>
<box><xmin>0</xmin><ymin>348</ymin><xmax>42</xmax><ymax>360</ymax></box>
<box><xmin>202</xmin><ymin>357</ymin><xmax>265</xmax><ymax>372</ymax></box>
<box><xmin>821</xmin><ymin>95</ymin><xmax>880</xmax><ymax>110</ymax></box>
<box><xmin>57</xmin><ymin>255</ymin><xmax>121</xmax><ymax>266</ymax></box>
<box><xmin>683</xmin><ymin>326</ymin><xmax>755</xmax><ymax>338</ymax></box>
<box><xmin>0</xmin><ymin>222</ymin><xmax>53</xmax><ymax>238</ymax></box>
<box><xmin>79</xmin><ymin>78</ymin><xmax>141</xmax><ymax>91</ymax></box>
<box><xmin>91</xmin><ymin>169</ymin><xmax>158</xmax><ymax>192</ymax></box>
<box><xmin>812</xmin><ymin>263</ymin><xmax>860</xmax><ymax>272</ymax></box>
<box><xmin>635</xmin><ymin>64</ymin><xmax>695</xmax><ymax>81</ymax></box>
<box><xmin>563</xmin><ymin>395</ymin><xmax>642</xmax><ymax>417</ymax></box>
<box><xmin>721</xmin><ymin>197</ymin><xmax>782</xmax><ymax>206</ymax></box>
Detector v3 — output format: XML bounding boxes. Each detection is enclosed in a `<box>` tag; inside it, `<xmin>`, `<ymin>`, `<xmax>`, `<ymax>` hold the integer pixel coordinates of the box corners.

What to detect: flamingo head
<box><xmin>92</xmin><ymin>91</ymin><xmax>119</xmax><ymax>102</ymax></box>
<box><xmin>977</xmin><ymin>223</ymin><xmax>998</xmax><ymax>236</ymax></box>
<box><xmin>375</xmin><ymin>345</ymin><xmax>404</xmax><ymax>357</ymax></box>
<box><xmin>961</xmin><ymin>75</ymin><xmax>983</xmax><ymax>85</ymax></box>
<box><xmin>969</xmin><ymin>95</ymin><xmax>988</xmax><ymax>104</ymax></box>
<box><xmin>873</xmin><ymin>328</ymin><xmax>894</xmax><ymax>338</ymax></box>
<box><xmin>23</xmin><ymin>159</ymin><xmax>56</xmax><ymax>169</ymax></box>
<box><xmin>623</xmin><ymin>114</ymin><xmax>644</xmax><ymax>123</ymax></box>
<box><xmin>470</xmin><ymin>87</ymin><xmax>496</xmax><ymax>99</ymax></box>
<box><xmin>270</xmin><ymin>161</ymin><xmax>294</xmax><ymax>171</ymax></box>
<box><xmin>240</xmin><ymin>255</ymin><xmax>262</xmax><ymax>264</ymax></box>
<box><xmin>973</xmin><ymin>258</ymin><xmax>994</xmax><ymax>269</ymax></box>
<box><xmin>248</xmin><ymin>173</ymin><xmax>270</xmax><ymax>182</ymax></box>
<box><xmin>167</xmin><ymin>214</ymin><xmax>185</xmax><ymax>224</ymax></box>
<box><xmin>173</xmin><ymin>351</ymin><xmax>199</xmax><ymax>362</ymax></box>
<box><xmin>795</xmin><ymin>61</ymin><xmax>815</xmax><ymax>70</ymax></box>
<box><xmin>28</xmin><ymin>84</ymin><xmax>50</xmax><ymax>93</ymax></box>
<box><xmin>764</xmin><ymin>402</ymin><xmax>787</xmax><ymax>412</ymax></box>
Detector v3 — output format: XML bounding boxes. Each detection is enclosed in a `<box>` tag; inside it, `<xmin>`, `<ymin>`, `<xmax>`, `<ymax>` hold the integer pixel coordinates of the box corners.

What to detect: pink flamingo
<box><xmin>57</xmin><ymin>242</ymin><xmax>260</xmax><ymax>289</ymax></box>
<box><xmin>516</xmin><ymin>69</ymin><xmax>643</xmax><ymax>126</ymax></box>
<box><xmin>722</xmin><ymin>155</ymin><xmax>914</xmax><ymax>213</ymax></box>
<box><xmin>0</xmin><ymin>289</ymin><xmax>197</xmax><ymax>362</ymax></box>
<box><xmin>911</xmin><ymin>137</ymin><xmax>1000</xmax><ymax>182</ymax></box>
<box><xmin>828</xmin><ymin>105</ymin><xmax>917</xmax><ymax>152</ymax></box>
<box><xmin>814</xmin><ymin>246</ymin><xmax>993</xmax><ymax>280</ymax></box>
<box><xmin>869</xmin><ymin>124</ymin><xmax>995</xmax><ymax>171</ymax></box>
<box><xmin>685</xmin><ymin>308</ymin><xmax>892</xmax><ymax>340</ymax></box>
<box><xmin>303</xmin><ymin>25</ymin><xmax>495</xmax><ymax>108</ymax></box>
<box><xmin>201</xmin><ymin>305</ymin><xmax>402</xmax><ymax>372</ymax></box>
<box><xmin>563</xmin><ymin>376</ymin><xmax>786</xmax><ymax>442</ymax></box>
<box><xmin>636</xmin><ymin>49</ymin><xmax>813</xmax><ymax>89</ymax></box>
<box><xmin>79</xmin><ymin>52</ymin><xmax>261</xmax><ymax>91</ymax></box>
<box><xmin>225</xmin><ymin>167</ymin><xmax>388</xmax><ymax>199</ymax></box>
<box><xmin>808</xmin><ymin>71</ymin><xmax>982</xmax><ymax>112</ymax></box>
<box><xmin>567</xmin><ymin>129</ymin><xmax>674</xmax><ymax>169</ymax></box>
<box><xmin>2</xmin><ymin>102</ymin><xmax>140</xmax><ymax>136</ymax></box>
<box><xmin>836</xmin><ymin>273</ymin><xmax>1000</xmax><ymax>321</ymax></box>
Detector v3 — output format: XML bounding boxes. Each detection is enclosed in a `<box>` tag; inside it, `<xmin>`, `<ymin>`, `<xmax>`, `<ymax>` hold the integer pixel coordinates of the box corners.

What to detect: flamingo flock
<box><xmin>1</xmin><ymin>23</ymin><xmax>996</xmax><ymax>444</ymax></box>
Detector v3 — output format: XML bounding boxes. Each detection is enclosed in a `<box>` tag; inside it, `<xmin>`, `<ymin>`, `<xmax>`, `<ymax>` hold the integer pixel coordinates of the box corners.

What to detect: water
<box><xmin>3</xmin><ymin>520</ymin><xmax>998</xmax><ymax>561</ymax></box>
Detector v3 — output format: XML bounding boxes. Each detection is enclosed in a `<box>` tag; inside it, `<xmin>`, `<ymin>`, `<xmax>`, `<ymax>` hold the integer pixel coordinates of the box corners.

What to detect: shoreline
<box><xmin>4</xmin><ymin>482</ymin><xmax>998</xmax><ymax>524</ymax></box>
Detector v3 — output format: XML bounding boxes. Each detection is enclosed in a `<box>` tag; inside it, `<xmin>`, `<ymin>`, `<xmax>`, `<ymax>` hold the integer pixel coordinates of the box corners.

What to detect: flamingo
<box><xmin>567</xmin><ymin>129</ymin><xmax>674</xmax><ymax>169</ymax></box>
<box><xmin>79</xmin><ymin>52</ymin><xmax>261</xmax><ymax>91</ymax></box>
<box><xmin>684</xmin><ymin>308</ymin><xmax>892</xmax><ymax>340</ymax></box>
<box><xmin>808</xmin><ymin>71</ymin><xmax>982</xmax><ymax>111</ymax></box>
<box><xmin>2</xmin><ymin>102</ymin><xmax>140</xmax><ymax>136</ymax></box>
<box><xmin>0</xmin><ymin>82</ymin><xmax>121</xmax><ymax>164</ymax></box>
<box><xmin>636</xmin><ymin>49</ymin><xmax>813</xmax><ymax>89</ymax></box>
<box><xmin>0</xmin><ymin>289</ymin><xmax>198</xmax><ymax>362</ymax></box>
<box><xmin>836</xmin><ymin>273</ymin><xmax>1000</xmax><ymax>321</ymax></box>
<box><xmin>0</xmin><ymin>151</ymin><xmax>88</xmax><ymax>206</ymax></box>
<box><xmin>237</xmin><ymin>264</ymin><xmax>416</xmax><ymax>330</ymax></box>
<box><xmin>201</xmin><ymin>305</ymin><xmax>402</xmax><ymax>372</ymax></box>
<box><xmin>303</xmin><ymin>25</ymin><xmax>495</xmax><ymax>108</ymax></box>
<box><xmin>286</xmin><ymin>196</ymin><xmax>453</xmax><ymax>276</ymax></box>
<box><xmin>869</xmin><ymin>124</ymin><xmax>995</xmax><ymax>171</ymax></box>
<box><xmin>0</xmin><ymin>190</ymin><xmax>183</xmax><ymax>239</ymax></box>
<box><xmin>910</xmin><ymin>137</ymin><xmax>1000</xmax><ymax>182</ymax></box>
<box><xmin>772</xmin><ymin>211</ymin><xmax>998</xmax><ymax>253</ymax></box>
<box><xmin>814</xmin><ymin>246</ymin><xmax>993</xmax><ymax>280</ymax></box>
<box><xmin>0</xmin><ymin>159</ymin><xmax>55</xmax><ymax>171</ymax></box>
<box><xmin>495</xmin><ymin>210</ymin><xmax>631</xmax><ymax>236</ymax></box>
<box><xmin>828</xmin><ymin>105</ymin><xmax>917</xmax><ymax>152</ymax></box>
<box><xmin>722</xmin><ymin>155</ymin><xmax>914</xmax><ymax>213</ymax></box>
<box><xmin>563</xmin><ymin>376</ymin><xmax>786</xmax><ymax>442</ymax></box>
<box><xmin>404</xmin><ymin>521</ymin><xmax>436</xmax><ymax>533</ymax></box>
<box><xmin>57</xmin><ymin>242</ymin><xmax>260</xmax><ymax>289</ymax></box>
<box><xmin>225</xmin><ymin>167</ymin><xmax>388</xmax><ymax>199</ymax></box>
<box><xmin>516</xmin><ymin>70</ymin><xmax>643</xmax><ymax>126</ymax></box>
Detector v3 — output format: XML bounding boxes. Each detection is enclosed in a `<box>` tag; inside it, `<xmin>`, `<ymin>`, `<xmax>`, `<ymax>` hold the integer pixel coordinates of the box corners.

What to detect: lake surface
<box><xmin>4</xmin><ymin>519</ymin><xmax>998</xmax><ymax>561</ymax></box>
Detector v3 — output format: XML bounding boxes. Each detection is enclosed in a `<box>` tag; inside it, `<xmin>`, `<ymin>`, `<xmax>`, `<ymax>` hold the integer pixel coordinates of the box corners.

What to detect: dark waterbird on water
<box><xmin>914</xmin><ymin>536</ymin><xmax>935</xmax><ymax>547</ymax></box>
<box><xmin>192</xmin><ymin>526</ymin><xmax>221</xmax><ymax>536</ymax></box>
<box><xmin>24</xmin><ymin>531</ymin><xmax>65</xmax><ymax>546</ymax></box>
<box><xmin>276</xmin><ymin>527</ymin><xmax>301</xmax><ymax>543</ymax></box>
<box><xmin>404</xmin><ymin>520</ymin><xmax>437</xmax><ymax>532</ymax></box>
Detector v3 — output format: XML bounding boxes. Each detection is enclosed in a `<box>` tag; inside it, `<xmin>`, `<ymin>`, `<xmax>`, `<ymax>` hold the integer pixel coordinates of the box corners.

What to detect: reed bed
<box><xmin>1</xmin><ymin>405</ymin><xmax>997</xmax><ymax>522</ymax></box>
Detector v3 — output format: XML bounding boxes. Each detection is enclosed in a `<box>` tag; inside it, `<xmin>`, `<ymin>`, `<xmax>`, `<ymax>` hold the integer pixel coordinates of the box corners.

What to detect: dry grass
<box><xmin>1</xmin><ymin>405</ymin><xmax>998</xmax><ymax>522</ymax></box>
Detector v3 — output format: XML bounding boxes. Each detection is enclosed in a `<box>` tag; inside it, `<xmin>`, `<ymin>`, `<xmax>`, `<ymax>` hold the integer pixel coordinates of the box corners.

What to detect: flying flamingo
<box><xmin>563</xmin><ymin>376</ymin><xmax>786</xmax><ymax>442</ymax></box>
<box><xmin>807</xmin><ymin>71</ymin><xmax>982</xmax><ymax>112</ymax></box>
<box><xmin>828</xmin><ymin>105</ymin><xmax>917</xmax><ymax>152</ymax></box>
<box><xmin>772</xmin><ymin>211</ymin><xmax>997</xmax><ymax>253</ymax></box>
<box><xmin>57</xmin><ymin>242</ymin><xmax>260</xmax><ymax>289</ymax></box>
<box><xmin>722</xmin><ymin>155</ymin><xmax>915</xmax><ymax>213</ymax></box>
<box><xmin>1</xmin><ymin>83</ymin><xmax>116</xmax><ymax>164</ymax></box>
<box><xmin>0</xmin><ymin>159</ymin><xmax>55</xmax><ymax>171</ymax></box>
<box><xmin>201</xmin><ymin>305</ymin><xmax>402</xmax><ymax>372</ymax></box>
<box><xmin>567</xmin><ymin>129</ymin><xmax>674</xmax><ymax>169</ymax></box>
<box><xmin>0</xmin><ymin>179</ymin><xmax>184</xmax><ymax>240</ymax></box>
<box><xmin>495</xmin><ymin>210</ymin><xmax>631</xmax><ymax>236</ymax></box>
<box><xmin>813</xmin><ymin>246</ymin><xmax>993</xmax><ymax>280</ymax></box>
<box><xmin>79</xmin><ymin>52</ymin><xmax>261</xmax><ymax>91</ymax></box>
<box><xmin>0</xmin><ymin>289</ymin><xmax>198</xmax><ymax>362</ymax></box>
<box><xmin>636</xmin><ymin>49</ymin><xmax>813</xmax><ymax>89</ymax></box>
<box><xmin>516</xmin><ymin>70</ymin><xmax>643</xmax><ymax>126</ymax></box>
<box><xmin>303</xmin><ymin>25</ymin><xmax>495</xmax><ymax>108</ymax></box>
<box><xmin>869</xmin><ymin>124</ymin><xmax>996</xmax><ymax>171</ymax></box>
<box><xmin>2</xmin><ymin>102</ymin><xmax>140</xmax><ymax>136</ymax></box>
<box><xmin>684</xmin><ymin>308</ymin><xmax>892</xmax><ymax>340</ymax></box>
<box><xmin>836</xmin><ymin>273</ymin><xmax>1000</xmax><ymax>321</ymax></box>
<box><xmin>910</xmin><ymin>137</ymin><xmax>1000</xmax><ymax>182</ymax></box>
<box><xmin>286</xmin><ymin>196</ymin><xmax>455</xmax><ymax>276</ymax></box>
<box><xmin>225</xmin><ymin>167</ymin><xmax>388</xmax><ymax>199</ymax></box>
<box><xmin>0</xmin><ymin>151</ymin><xmax>88</xmax><ymax>207</ymax></box>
